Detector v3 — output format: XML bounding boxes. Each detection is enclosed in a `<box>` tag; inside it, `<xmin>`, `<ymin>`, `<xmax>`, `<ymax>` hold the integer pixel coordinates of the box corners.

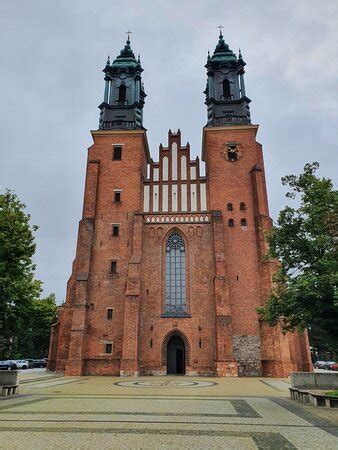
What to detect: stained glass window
<box><xmin>165</xmin><ymin>233</ymin><xmax>186</xmax><ymax>314</ymax></box>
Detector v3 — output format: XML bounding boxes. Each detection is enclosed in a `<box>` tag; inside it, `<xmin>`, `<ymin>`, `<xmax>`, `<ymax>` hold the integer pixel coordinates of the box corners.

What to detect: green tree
<box><xmin>29</xmin><ymin>294</ymin><xmax>57</xmax><ymax>358</ymax></box>
<box><xmin>0</xmin><ymin>190</ymin><xmax>57</xmax><ymax>359</ymax></box>
<box><xmin>258</xmin><ymin>162</ymin><xmax>338</xmax><ymax>353</ymax></box>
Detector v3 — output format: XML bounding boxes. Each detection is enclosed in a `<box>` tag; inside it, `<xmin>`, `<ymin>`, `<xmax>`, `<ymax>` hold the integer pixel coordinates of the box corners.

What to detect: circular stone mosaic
<box><xmin>114</xmin><ymin>380</ymin><xmax>218</xmax><ymax>388</ymax></box>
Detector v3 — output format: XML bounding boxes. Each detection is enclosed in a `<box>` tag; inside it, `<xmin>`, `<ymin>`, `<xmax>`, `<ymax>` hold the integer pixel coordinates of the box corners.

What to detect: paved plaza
<box><xmin>0</xmin><ymin>374</ymin><xmax>337</xmax><ymax>449</ymax></box>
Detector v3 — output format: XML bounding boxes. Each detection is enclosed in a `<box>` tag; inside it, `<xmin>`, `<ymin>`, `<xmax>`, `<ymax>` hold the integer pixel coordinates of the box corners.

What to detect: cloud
<box><xmin>0</xmin><ymin>0</ymin><xmax>337</xmax><ymax>303</ymax></box>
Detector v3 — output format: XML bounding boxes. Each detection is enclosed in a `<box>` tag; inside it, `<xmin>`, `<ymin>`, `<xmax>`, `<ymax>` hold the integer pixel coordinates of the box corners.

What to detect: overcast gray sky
<box><xmin>0</xmin><ymin>0</ymin><xmax>337</xmax><ymax>304</ymax></box>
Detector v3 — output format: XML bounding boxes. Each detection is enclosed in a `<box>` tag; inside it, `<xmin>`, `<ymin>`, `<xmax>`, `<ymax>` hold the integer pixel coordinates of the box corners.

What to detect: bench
<box><xmin>1</xmin><ymin>385</ymin><xmax>19</xmax><ymax>396</ymax></box>
<box><xmin>0</xmin><ymin>370</ymin><xmax>19</xmax><ymax>396</ymax></box>
<box><xmin>289</xmin><ymin>387</ymin><xmax>310</xmax><ymax>403</ymax></box>
<box><xmin>290</xmin><ymin>387</ymin><xmax>338</xmax><ymax>408</ymax></box>
<box><xmin>310</xmin><ymin>393</ymin><xmax>338</xmax><ymax>408</ymax></box>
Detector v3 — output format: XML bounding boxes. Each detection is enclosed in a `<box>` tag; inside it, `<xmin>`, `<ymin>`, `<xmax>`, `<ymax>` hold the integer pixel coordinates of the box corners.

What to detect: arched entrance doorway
<box><xmin>167</xmin><ymin>335</ymin><xmax>185</xmax><ymax>375</ymax></box>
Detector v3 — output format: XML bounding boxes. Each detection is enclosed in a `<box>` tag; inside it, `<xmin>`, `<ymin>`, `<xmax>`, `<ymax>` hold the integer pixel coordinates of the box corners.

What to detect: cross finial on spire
<box><xmin>217</xmin><ymin>24</ymin><xmax>224</xmax><ymax>36</ymax></box>
<box><xmin>126</xmin><ymin>29</ymin><xmax>132</xmax><ymax>41</ymax></box>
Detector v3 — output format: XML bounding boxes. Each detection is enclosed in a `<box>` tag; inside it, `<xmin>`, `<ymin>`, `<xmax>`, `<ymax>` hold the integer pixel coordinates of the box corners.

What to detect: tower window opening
<box><xmin>241</xmin><ymin>218</ymin><xmax>247</xmax><ymax>228</ymax></box>
<box><xmin>110</xmin><ymin>260</ymin><xmax>117</xmax><ymax>274</ymax></box>
<box><xmin>105</xmin><ymin>343</ymin><xmax>113</xmax><ymax>354</ymax></box>
<box><xmin>112</xmin><ymin>224</ymin><xmax>119</xmax><ymax>236</ymax></box>
<box><xmin>107</xmin><ymin>308</ymin><xmax>113</xmax><ymax>319</ymax></box>
<box><xmin>222</xmin><ymin>79</ymin><xmax>231</xmax><ymax>98</ymax></box>
<box><xmin>114</xmin><ymin>191</ymin><xmax>121</xmax><ymax>203</ymax></box>
<box><xmin>227</xmin><ymin>203</ymin><xmax>233</xmax><ymax>211</ymax></box>
<box><xmin>199</xmin><ymin>338</ymin><xmax>202</xmax><ymax>349</ymax></box>
<box><xmin>113</xmin><ymin>145</ymin><xmax>122</xmax><ymax>160</ymax></box>
<box><xmin>240</xmin><ymin>202</ymin><xmax>246</xmax><ymax>211</ymax></box>
<box><xmin>228</xmin><ymin>218</ymin><xmax>234</xmax><ymax>227</ymax></box>
<box><xmin>227</xmin><ymin>145</ymin><xmax>238</xmax><ymax>162</ymax></box>
<box><xmin>118</xmin><ymin>84</ymin><xmax>127</xmax><ymax>104</ymax></box>
<box><xmin>150</xmin><ymin>338</ymin><xmax>153</xmax><ymax>348</ymax></box>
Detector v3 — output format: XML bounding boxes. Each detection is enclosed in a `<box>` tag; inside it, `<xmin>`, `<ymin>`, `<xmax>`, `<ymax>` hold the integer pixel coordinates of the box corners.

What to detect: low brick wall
<box><xmin>291</xmin><ymin>372</ymin><xmax>338</xmax><ymax>389</ymax></box>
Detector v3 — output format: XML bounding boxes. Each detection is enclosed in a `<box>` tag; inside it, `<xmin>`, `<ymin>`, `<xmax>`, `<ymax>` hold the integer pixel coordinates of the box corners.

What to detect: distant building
<box><xmin>48</xmin><ymin>32</ymin><xmax>312</xmax><ymax>376</ymax></box>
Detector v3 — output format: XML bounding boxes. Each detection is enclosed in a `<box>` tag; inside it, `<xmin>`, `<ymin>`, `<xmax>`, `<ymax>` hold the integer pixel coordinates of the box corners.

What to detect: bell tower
<box><xmin>204</xmin><ymin>28</ymin><xmax>251</xmax><ymax>126</ymax></box>
<box><xmin>99</xmin><ymin>34</ymin><xmax>146</xmax><ymax>130</ymax></box>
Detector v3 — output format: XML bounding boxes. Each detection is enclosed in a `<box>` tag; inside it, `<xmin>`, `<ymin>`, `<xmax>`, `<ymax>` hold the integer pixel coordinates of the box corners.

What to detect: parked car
<box><xmin>314</xmin><ymin>361</ymin><xmax>326</xmax><ymax>369</ymax></box>
<box><xmin>25</xmin><ymin>359</ymin><xmax>35</xmax><ymax>368</ymax></box>
<box><xmin>31</xmin><ymin>359</ymin><xmax>47</xmax><ymax>368</ymax></box>
<box><xmin>0</xmin><ymin>360</ymin><xmax>17</xmax><ymax>370</ymax></box>
<box><xmin>329</xmin><ymin>363</ymin><xmax>338</xmax><ymax>371</ymax></box>
<box><xmin>13</xmin><ymin>360</ymin><xmax>30</xmax><ymax>369</ymax></box>
<box><xmin>323</xmin><ymin>361</ymin><xmax>336</xmax><ymax>370</ymax></box>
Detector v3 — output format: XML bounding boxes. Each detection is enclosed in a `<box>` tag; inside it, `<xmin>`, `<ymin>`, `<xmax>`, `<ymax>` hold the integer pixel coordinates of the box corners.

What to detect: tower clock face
<box><xmin>220</xmin><ymin>142</ymin><xmax>244</xmax><ymax>162</ymax></box>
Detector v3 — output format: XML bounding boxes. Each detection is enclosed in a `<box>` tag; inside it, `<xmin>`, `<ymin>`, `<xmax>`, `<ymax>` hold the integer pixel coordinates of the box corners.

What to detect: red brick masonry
<box><xmin>48</xmin><ymin>126</ymin><xmax>312</xmax><ymax>377</ymax></box>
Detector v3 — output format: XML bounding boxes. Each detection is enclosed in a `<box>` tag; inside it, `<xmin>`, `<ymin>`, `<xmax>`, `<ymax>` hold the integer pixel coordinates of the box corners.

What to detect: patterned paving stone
<box><xmin>1</xmin><ymin>377</ymin><xmax>337</xmax><ymax>449</ymax></box>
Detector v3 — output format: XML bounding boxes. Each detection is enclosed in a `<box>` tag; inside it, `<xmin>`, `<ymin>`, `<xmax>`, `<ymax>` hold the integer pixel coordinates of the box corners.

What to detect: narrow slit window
<box><xmin>114</xmin><ymin>191</ymin><xmax>121</xmax><ymax>203</ymax></box>
<box><xmin>240</xmin><ymin>202</ymin><xmax>246</xmax><ymax>211</ymax></box>
<box><xmin>112</xmin><ymin>225</ymin><xmax>119</xmax><ymax>236</ymax></box>
<box><xmin>105</xmin><ymin>343</ymin><xmax>112</xmax><ymax>354</ymax></box>
<box><xmin>107</xmin><ymin>308</ymin><xmax>113</xmax><ymax>319</ymax></box>
<box><xmin>110</xmin><ymin>261</ymin><xmax>117</xmax><ymax>274</ymax></box>
<box><xmin>113</xmin><ymin>146</ymin><xmax>122</xmax><ymax>160</ymax></box>
<box><xmin>227</xmin><ymin>202</ymin><xmax>233</xmax><ymax>211</ymax></box>
<box><xmin>228</xmin><ymin>218</ymin><xmax>234</xmax><ymax>227</ymax></box>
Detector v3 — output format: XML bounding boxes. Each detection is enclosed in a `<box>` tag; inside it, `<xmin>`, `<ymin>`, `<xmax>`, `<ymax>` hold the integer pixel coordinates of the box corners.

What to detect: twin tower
<box><xmin>48</xmin><ymin>32</ymin><xmax>311</xmax><ymax>377</ymax></box>
<box><xmin>98</xmin><ymin>31</ymin><xmax>250</xmax><ymax>130</ymax></box>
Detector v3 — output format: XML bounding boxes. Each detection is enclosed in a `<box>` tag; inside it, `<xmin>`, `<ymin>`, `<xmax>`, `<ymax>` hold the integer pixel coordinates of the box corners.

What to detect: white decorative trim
<box><xmin>153</xmin><ymin>185</ymin><xmax>159</xmax><ymax>212</ymax></box>
<box><xmin>143</xmin><ymin>185</ymin><xmax>150</xmax><ymax>212</ymax></box>
<box><xmin>144</xmin><ymin>214</ymin><xmax>210</xmax><ymax>224</ymax></box>
<box><xmin>190</xmin><ymin>184</ymin><xmax>197</xmax><ymax>211</ymax></box>
<box><xmin>172</xmin><ymin>143</ymin><xmax>178</xmax><ymax>180</ymax></box>
<box><xmin>162</xmin><ymin>184</ymin><xmax>168</xmax><ymax>212</ymax></box>
<box><xmin>162</xmin><ymin>156</ymin><xmax>169</xmax><ymax>181</ymax></box>
<box><xmin>153</xmin><ymin>167</ymin><xmax>159</xmax><ymax>182</ymax></box>
<box><xmin>181</xmin><ymin>155</ymin><xmax>187</xmax><ymax>180</ymax></box>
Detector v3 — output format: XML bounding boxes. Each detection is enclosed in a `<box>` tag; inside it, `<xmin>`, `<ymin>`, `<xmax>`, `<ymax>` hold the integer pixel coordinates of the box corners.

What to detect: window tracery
<box><xmin>165</xmin><ymin>232</ymin><xmax>186</xmax><ymax>314</ymax></box>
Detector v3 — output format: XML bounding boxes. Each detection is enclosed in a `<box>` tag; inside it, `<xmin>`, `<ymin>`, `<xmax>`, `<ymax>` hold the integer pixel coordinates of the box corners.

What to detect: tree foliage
<box><xmin>0</xmin><ymin>190</ymin><xmax>57</xmax><ymax>359</ymax></box>
<box><xmin>258</xmin><ymin>162</ymin><xmax>338</xmax><ymax>353</ymax></box>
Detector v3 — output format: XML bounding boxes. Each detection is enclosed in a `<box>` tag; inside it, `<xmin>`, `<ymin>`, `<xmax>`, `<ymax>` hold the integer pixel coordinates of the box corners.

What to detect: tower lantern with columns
<box><xmin>204</xmin><ymin>29</ymin><xmax>251</xmax><ymax>126</ymax></box>
<box><xmin>99</xmin><ymin>34</ymin><xmax>146</xmax><ymax>130</ymax></box>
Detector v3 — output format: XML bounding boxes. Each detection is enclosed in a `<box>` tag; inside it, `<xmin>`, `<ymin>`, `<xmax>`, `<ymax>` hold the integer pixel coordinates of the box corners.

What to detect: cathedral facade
<box><xmin>48</xmin><ymin>32</ymin><xmax>312</xmax><ymax>377</ymax></box>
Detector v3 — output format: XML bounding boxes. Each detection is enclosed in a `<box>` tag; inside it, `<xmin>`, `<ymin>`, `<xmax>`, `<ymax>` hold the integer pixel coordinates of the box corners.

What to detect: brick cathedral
<box><xmin>48</xmin><ymin>32</ymin><xmax>312</xmax><ymax>377</ymax></box>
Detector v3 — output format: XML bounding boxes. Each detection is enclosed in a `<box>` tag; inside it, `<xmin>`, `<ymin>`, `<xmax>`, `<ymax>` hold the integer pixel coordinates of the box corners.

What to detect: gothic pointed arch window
<box><xmin>165</xmin><ymin>232</ymin><xmax>186</xmax><ymax>314</ymax></box>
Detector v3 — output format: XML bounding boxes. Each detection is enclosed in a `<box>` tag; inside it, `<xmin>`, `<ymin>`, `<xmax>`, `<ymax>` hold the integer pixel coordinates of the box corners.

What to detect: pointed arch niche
<box><xmin>162</xmin><ymin>230</ymin><xmax>189</xmax><ymax>317</ymax></box>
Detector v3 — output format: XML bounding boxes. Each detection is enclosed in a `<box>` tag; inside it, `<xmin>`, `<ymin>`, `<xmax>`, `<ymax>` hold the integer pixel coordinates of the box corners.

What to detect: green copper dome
<box><xmin>110</xmin><ymin>37</ymin><xmax>140</xmax><ymax>69</ymax></box>
<box><xmin>210</xmin><ymin>32</ymin><xmax>238</xmax><ymax>65</ymax></box>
